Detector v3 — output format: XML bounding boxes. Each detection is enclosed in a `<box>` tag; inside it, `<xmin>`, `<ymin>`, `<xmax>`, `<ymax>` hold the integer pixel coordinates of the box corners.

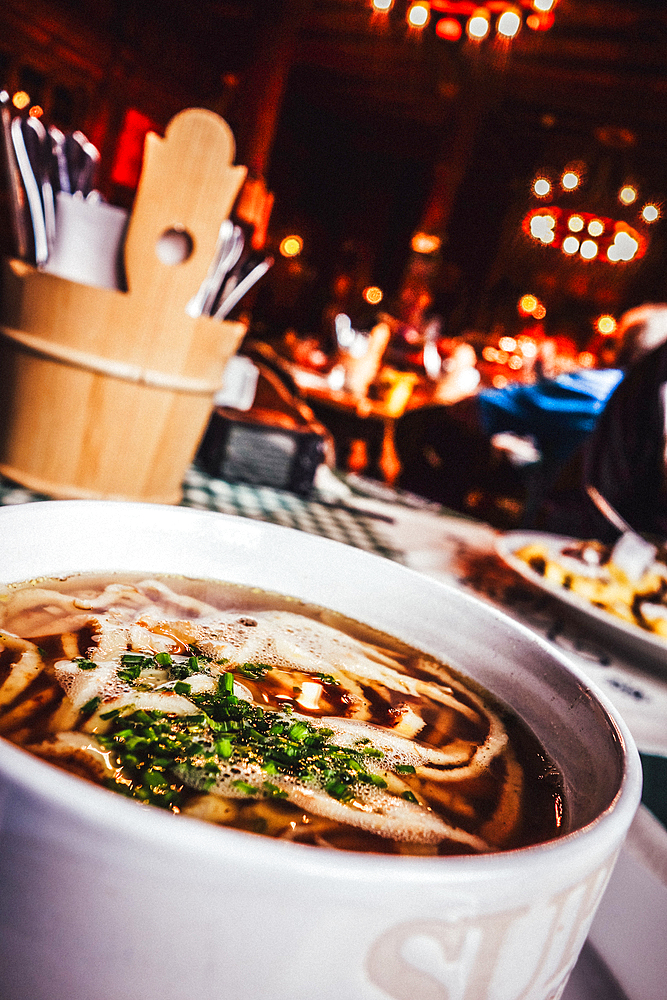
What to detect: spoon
<box><xmin>24</xmin><ymin>116</ymin><xmax>56</xmax><ymax>252</ymax></box>
<box><xmin>48</xmin><ymin>126</ymin><xmax>71</xmax><ymax>194</ymax></box>
<box><xmin>186</xmin><ymin>221</ymin><xmax>244</xmax><ymax>318</ymax></box>
<box><xmin>70</xmin><ymin>130</ymin><xmax>100</xmax><ymax>196</ymax></box>
<box><xmin>213</xmin><ymin>255</ymin><xmax>273</xmax><ymax>320</ymax></box>
<box><xmin>585</xmin><ymin>484</ymin><xmax>658</xmax><ymax>581</ymax></box>
<box><xmin>185</xmin><ymin>219</ymin><xmax>233</xmax><ymax>317</ymax></box>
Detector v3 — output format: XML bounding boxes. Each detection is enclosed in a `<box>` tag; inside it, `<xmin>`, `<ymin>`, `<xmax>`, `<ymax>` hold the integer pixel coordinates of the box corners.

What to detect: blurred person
<box><xmin>395</xmin><ymin>304</ymin><xmax>667</xmax><ymax>520</ymax></box>
<box><xmin>538</xmin><ymin>305</ymin><xmax>667</xmax><ymax>538</ymax></box>
<box><xmin>477</xmin><ymin>347</ymin><xmax>623</xmax><ymax>474</ymax></box>
<box><xmin>430</xmin><ymin>340</ymin><xmax>481</xmax><ymax>405</ymax></box>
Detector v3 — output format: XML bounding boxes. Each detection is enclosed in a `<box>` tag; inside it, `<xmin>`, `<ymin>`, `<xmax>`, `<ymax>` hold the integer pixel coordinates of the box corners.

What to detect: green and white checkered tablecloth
<box><xmin>0</xmin><ymin>466</ymin><xmax>410</xmax><ymax>562</ymax></box>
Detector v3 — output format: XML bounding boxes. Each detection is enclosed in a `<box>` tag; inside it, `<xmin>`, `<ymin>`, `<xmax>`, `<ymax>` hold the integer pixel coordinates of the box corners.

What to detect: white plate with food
<box><xmin>497</xmin><ymin>530</ymin><xmax>667</xmax><ymax>668</ymax></box>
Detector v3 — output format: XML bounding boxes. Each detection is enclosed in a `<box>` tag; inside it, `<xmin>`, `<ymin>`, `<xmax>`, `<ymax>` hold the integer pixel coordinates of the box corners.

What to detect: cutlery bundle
<box><xmin>1</xmin><ymin>91</ymin><xmax>102</xmax><ymax>267</ymax></box>
<box><xmin>186</xmin><ymin>216</ymin><xmax>273</xmax><ymax>321</ymax></box>
<box><xmin>1</xmin><ymin>93</ymin><xmax>273</xmax><ymax>315</ymax></box>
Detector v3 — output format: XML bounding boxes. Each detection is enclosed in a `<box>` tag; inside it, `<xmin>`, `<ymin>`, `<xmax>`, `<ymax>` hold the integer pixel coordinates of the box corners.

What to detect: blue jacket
<box><xmin>477</xmin><ymin>368</ymin><xmax>625</xmax><ymax>466</ymax></box>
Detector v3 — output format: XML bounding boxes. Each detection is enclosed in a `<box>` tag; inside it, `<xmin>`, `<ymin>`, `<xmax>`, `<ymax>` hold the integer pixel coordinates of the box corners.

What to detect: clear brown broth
<box><xmin>0</xmin><ymin>572</ymin><xmax>566</xmax><ymax>855</ymax></box>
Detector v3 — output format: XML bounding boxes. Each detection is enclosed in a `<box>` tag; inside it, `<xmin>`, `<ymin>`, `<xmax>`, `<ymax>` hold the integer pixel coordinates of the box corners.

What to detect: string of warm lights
<box><xmin>522</xmin><ymin>162</ymin><xmax>660</xmax><ymax>264</ymax></box>
<box><xmin>370</xmin><ymin>0</ymin><xmax>560</xmax><ymax>44</ymax></box>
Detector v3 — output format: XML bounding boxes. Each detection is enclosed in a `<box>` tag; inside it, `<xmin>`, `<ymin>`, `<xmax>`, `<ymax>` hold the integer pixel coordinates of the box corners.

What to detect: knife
<box><xmin>0</xmin><ymin>91</ymin><xmax>30</xmax><ymax>259</ymax></box>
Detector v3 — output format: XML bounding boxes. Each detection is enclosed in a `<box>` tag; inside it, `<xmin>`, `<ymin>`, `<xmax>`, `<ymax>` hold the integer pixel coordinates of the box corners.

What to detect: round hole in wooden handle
<box><xmin>155</xmin><ymin>227</ymin><xmax>194</xmax><ymax>265</ymax></box>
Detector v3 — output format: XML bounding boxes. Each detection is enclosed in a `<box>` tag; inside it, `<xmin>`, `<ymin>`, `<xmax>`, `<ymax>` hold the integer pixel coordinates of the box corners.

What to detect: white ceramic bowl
<box><xmin>0</xmin><ymin>501</ymin><xmax>641</xmax><ymax>1000</ymax></box>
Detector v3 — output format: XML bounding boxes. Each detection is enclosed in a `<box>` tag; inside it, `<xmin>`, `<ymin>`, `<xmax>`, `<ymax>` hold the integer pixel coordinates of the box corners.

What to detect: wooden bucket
<box><xmin>0</xmin><ymin>109</ymin><xmax>248</xmax><ymax>503</ymax></box>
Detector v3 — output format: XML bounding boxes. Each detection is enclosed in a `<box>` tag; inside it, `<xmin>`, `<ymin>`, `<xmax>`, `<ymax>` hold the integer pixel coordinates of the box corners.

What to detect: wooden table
<box><xmin>246</xmin><ymin>340</ymin><xmax>425</xmax><ymax>484</ymax></box>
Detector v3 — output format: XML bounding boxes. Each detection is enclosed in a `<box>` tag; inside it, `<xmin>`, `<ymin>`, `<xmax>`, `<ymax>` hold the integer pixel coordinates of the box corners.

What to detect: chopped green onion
<box><xmin>80</xmin><ymin>695</ymin><xmax>101</xmax><ymax>717</ymax></box>
<box><xmin>315</xmin><ymin>673</ymin><xmax>339</xmax><ymax>685</ymax></box>
<box><xmin>262</xmin><ymin>781</ymin><xmax>288</xmax><ymax>799</ymax></box>
<box><xmin>288</xmin><ymin>722</ymin><xmax>309</xmax><ymax>742</ymax></box>
<box><xmin>236</xmin><ymin>662</ymin><xmax>272</xmax><ymax>680</ymax></box>
<box><xmin>231</xmin><ymin>779</ymin><xmax>258</xmax><ymax>795</ymax></box>
<box><xmin>215</xmin><ymin>738</ymin><xmax>233</xmax><ymax>758</ymax></box>
<box><xmin>99</xmin><ymin>708</ymin><xmax>121</xmax><ymax>721</ymax></box>
<box><xmin>74</xmin><ymin>658</ymin><xmax>97</xmax><ymax>671</ymax></box>
<box><xmin>219</xmin><ymin>672</ymin><xmax>234</xmax><ymax>695</ymax></box>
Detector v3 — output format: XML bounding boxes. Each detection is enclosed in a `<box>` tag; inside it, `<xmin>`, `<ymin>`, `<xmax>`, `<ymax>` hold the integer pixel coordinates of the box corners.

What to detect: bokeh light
<box><xmin>407</xmin><ymin>2</ymin><xmax>430</xmax><ymax>28</ymax></box>
<box><xmin>530</xmin><ymin>212</ymin><xmax>556</xmax><ymax>243</ymax></box>
<box><xmin>279</xmin><ymin>235</ymin><xmax>303</xmax><ymax>257</ymax></box>
<box><xmin>12</xmin><ymin>91</ymin><xmax>30</xmax><ymax>109</ymax></box>
<box><xmin>580</xmin><ymin>240</ymin><xmax>599</xmax><ymax>260</ymax></box>
<box><xmin>497</xmin><ymin>10</ymin><xmax>521</xmax><ymax>38</ymax></box>
<box><xmin>596</xmin><ymin>315</ymin><xmax>617</xmax><ymax>335</ymax></box>
<box><xmin>363</xmin><ymin>285</ymin><xmax>383</xmax><ymax>305</ymax></box>
<box><xmin>435</xmin><ymin>17</ymin><xmax>463</xmax><ymax>41</ymax></box>
<box><xmin>468</xmin><ymin>12</ymin><xmax>490</xmax><ymax>39</ymax></box>
<box><xmin>518</xmin><ymin>338</ymin><xmax>538</xmax><ymax>358</ymax></box>
<box><xmin>411</xmin><ymin>232</ymin><xmax>441</xmax><ymax>254</ymax></box>
<box><xmin>519</xmin><ymin>294</ymin><xmax>538</xmax><ymax>315</ymax></box>
<box><xmin>607</xmin><ymin>229</ymin><xmax>639</xmax><ymax>262</ymax></box>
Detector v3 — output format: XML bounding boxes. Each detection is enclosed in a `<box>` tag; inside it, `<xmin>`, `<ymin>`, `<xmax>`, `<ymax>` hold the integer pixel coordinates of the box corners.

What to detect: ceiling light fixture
<box><xmin>371</xmin><ymin>1</ymin><xmax>561</xmax><ymax>45</ymax></box>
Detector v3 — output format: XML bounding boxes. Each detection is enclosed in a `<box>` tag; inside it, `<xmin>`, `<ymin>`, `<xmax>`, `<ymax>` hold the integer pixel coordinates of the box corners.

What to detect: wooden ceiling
<box><xmin>7</xmin><ymin>1</ymin><xmax>667</xmax><ymax>136</ymax></box>
<box><xmin>3</xmin><ymin>0</ymin><xmax>667</xmax><ymax>324</ymax></box>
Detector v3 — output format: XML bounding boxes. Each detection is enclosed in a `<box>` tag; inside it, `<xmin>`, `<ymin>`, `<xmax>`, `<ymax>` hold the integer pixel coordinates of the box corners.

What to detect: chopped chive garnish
<box><xmin>80</xmin><ymin>695</ymin><xmax>101</xmax><ymax>717</ymax></box>
<box><xmin>315</xmin><ymin>673</ymin><xmax>339</xmax><ymax>685</ymax></box>
<box><xmin>288</xmin><ymin>722</ymin><xmax>309</xmax><ymax>742</ymax></box>
<box><xmin>231</xmin><ymin>779</ymin><xmax>258</xmax><ymax>795</ymax></box>
<box><xmin>74</xmin><ymin>658</ymin><xmax>97</xmax><ymax>671</ymax></box>
<box><xmin>262</xmin><ymin>781</ymin><xmax>288</xmax><ymax>799</ymax></box>
<box><xmin>215</xmin><ymin>738</ymin><xmax>233</xmax><ymax>758</ymax></box>
<box><xmin>236</xmin><ymin>662</ymin><xmax>272</xmax><ymax>680</ymax></box>
<box><xmin>219</xmin><ymin>672</ymin><xmax>234</xmax><ymax>694</ymax></box>
<box><xmin>90</xmin><ymin>642</ymin><xmax>422</xmax><ymax>816</ymax></box>
<box><xmin>99</xmin><ymin>708</ymin><xmax>121</xmax><ymax>721</ymax></box>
